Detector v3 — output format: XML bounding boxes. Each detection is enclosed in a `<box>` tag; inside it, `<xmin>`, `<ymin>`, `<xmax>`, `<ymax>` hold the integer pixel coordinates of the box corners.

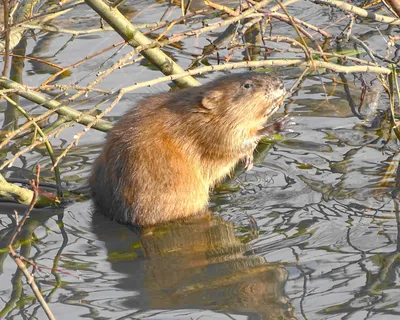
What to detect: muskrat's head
<box><xmin>199</xmin><ymin>72</ymin><xmax>286</xmax><ymax>138</ymax></box>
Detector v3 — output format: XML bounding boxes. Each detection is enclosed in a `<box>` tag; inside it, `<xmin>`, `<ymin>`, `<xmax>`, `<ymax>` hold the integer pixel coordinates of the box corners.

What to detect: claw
<box><xmin>244</xmin><ymin>155</ymin><xmax>254</xmax><ymax>171</ymax></box>
<box><xmin>259</xmin><ymin>115</ymin><xmax>295</xmax><ymax>137</ymax></box>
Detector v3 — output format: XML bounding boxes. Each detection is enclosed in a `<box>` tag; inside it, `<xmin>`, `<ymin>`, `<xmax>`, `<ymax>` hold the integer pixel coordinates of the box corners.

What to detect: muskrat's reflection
<box><xmin>92</xmin><ymin>214</ymin><xmax>295</xmax><ymax>319</ymax></box>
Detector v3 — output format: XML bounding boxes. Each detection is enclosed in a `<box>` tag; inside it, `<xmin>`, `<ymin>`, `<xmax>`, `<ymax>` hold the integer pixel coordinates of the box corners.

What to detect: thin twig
<box><xmin>0</xmin><ymin>76</ymin><xmax>113</xmax><ymax>132</ymax></box>
<box><xmin>7</xmin><ymin>166</ymin><xmax>56</xmax><ymax>320</ymax></box>
<box><xmin>0</xmin><ymin>94</ymin><xmax>63</xmax><ymax>196</ymax></box>
<box><xmin>2</xmin><ymin>0</ymin><xmax>10</xmax><ymax>76</ymax></box>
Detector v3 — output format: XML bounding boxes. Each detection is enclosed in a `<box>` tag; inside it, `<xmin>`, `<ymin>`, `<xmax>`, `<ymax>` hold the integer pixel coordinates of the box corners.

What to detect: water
<box><xmin>1</xmin><ymin>0</ymin><xmax>400</xmax><ymax>319</ymax></box>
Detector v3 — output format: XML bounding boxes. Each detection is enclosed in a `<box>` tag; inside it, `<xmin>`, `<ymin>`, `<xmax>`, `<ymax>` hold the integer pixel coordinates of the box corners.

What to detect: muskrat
<box><xmin>90</xmin><ymin>72</ymin><xmax>286</xmax><ymax>226</ymax></box>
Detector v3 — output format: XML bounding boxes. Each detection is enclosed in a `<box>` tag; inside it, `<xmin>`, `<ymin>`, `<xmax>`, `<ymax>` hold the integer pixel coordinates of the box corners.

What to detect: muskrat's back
<box><xmin>90</xmin><ymin>72</ymin><xmax>285</xmax><ymax>226</ymax></box>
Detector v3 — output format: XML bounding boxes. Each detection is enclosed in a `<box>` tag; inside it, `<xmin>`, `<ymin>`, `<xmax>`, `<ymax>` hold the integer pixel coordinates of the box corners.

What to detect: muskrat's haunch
<box><xmin>90</xmin><ymin>72</ymin><xmax>286</xmax><ymax>226</ymax></box>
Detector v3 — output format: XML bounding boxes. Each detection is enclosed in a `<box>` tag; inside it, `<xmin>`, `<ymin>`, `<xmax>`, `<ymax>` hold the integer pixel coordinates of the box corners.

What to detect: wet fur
<box><xmin>90</xmin><ymin>73</ymin><xmax>285</xmax><ymax>226</ymax></box>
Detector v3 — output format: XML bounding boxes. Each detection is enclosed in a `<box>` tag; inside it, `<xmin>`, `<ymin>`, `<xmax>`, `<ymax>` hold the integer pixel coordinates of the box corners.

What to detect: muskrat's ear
<box><xmin>201</xmin><ymin>91</ymin><xmax>223</xmax><ymax>110</ymax></box>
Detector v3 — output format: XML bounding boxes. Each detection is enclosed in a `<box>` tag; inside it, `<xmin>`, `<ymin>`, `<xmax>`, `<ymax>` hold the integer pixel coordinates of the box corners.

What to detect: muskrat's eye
<box><xmin>243</xmin><ymin>83</ymin><xmax>253</xmax><ymax>89</ymax></box>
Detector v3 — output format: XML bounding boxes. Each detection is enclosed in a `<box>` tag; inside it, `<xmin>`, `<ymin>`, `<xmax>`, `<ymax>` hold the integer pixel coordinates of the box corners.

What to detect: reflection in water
<box><xmin>0</xmin><ymin>203</ymin><xmax>66</xmax><ymax>319</ymax></box>
<box><xmin>1</xmin><ymin>197</ymin><xmax>400</xmax><ymax>319</ymax></box>
<box><xmin>92</xmin><ymin>213</ymin><xmax>295</xmax><ymax>319</ymax></box>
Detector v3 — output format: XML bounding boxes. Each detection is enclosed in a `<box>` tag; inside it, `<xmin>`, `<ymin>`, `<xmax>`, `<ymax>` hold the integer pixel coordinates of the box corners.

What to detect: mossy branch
<box><xmin>0</xmin><ymin>77</ymin><xmax>113</xmax><ymax>132</ymax></box>
<box><xmin>84</xmin><ymin>0</ymin><xmax>200</xmax><ymax>88</ymax></box>
<box><xmin>121</xmin><ymin>59</ymin><xmax>391</xmax><ymax>94</ymax></box>
<box><xmin>0</xmin><ymin>173</ymin><xmax>59</xmax><ymax>207</ymax></box>
<box><xmin>310</xmin><ymin>0</ymin><xmax>400</xmax><ymax>24</ymax></box>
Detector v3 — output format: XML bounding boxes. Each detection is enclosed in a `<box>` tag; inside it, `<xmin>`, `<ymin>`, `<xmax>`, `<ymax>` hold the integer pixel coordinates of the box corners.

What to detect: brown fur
<box><xmin>90</xmin><ymin>72</ymin><xmax>285</xmax><ymax>226</ymax></box>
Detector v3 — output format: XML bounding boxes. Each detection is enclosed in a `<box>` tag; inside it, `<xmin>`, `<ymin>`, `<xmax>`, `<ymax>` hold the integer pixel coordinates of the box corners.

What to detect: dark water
<box><xmin>1</xmin><ymin>1</ymin><xmax>400</xmax><ymax>319</ymax></box>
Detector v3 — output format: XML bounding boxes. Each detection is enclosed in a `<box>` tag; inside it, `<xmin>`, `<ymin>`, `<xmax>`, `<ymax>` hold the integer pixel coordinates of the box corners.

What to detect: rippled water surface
<box><xmin>1</xmin><ymin>1</ymin><xmax>400</xmax><ymax>319</ymax></box>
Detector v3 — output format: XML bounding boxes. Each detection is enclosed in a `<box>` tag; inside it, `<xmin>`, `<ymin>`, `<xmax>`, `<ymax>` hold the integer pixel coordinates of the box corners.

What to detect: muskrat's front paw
<box><xmin>259</xmin><ymin>115</ymin><xmax>295</xmax><ymax>137</ymax></box>
<box><xmin>243</xmin><ymin>155</ymin><xmax>254</xmax><ymax>172</ymax></box>
<box><xmin>273</xmin><ymin>115</ymin><xmax>295</xmax><ymax>133</ymax></box>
